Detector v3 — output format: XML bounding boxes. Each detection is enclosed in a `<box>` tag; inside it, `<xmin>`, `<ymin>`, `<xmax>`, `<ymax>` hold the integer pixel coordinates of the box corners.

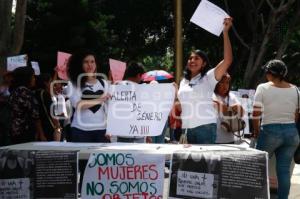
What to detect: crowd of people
<box><xmin>0</xmin><ymin>17</ymin><xmax>299</xmax><ymax>199</ymax></box>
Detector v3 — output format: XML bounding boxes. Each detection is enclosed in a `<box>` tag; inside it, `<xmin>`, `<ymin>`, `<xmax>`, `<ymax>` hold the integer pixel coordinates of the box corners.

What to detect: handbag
<box><xmin>40</xmin><ymin>90</ymin><xmax>61</xmax><ymax>141</ymax></box>
<box><xmin>220</xmin><ymin>97</ymin><xmax>246</xmax><ymax>135</ymax></box>
<box><xmin>179</xmin><ymin>129</ymin><xmax>188</xmax><ymax>144</ymax></box>
<box><xmin>294</xmin><ymin>87</ymin><xmax>300</xmax><ymax>164</ymax></box>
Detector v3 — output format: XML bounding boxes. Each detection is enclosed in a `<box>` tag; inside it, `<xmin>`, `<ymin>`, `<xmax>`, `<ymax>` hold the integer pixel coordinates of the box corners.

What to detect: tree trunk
<box><xmin>0</xmin><ymin>0</ymin><xmax>13</xmax><ymax>68</ymax></box>
<box><xmin>11</xmin><ymin>0</ymin><xmax>27</xmax><ymax>54</ymax></box>
<box><xmin>0</xmin><ymin>0</ymin><xmax>27</xmax><ymax>70</ymax></box>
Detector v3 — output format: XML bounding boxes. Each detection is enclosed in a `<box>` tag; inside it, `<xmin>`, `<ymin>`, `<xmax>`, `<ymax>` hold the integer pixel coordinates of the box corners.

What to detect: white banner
<box><xmin>81</xmin><ymin>152</ymin><xmax>165</xmax><ymax>199</ymax></box>
<box><xmin>107</xmin><ymin>84</ymin><xmax>175</xmax><ymax>136</ymax></box>
<box><xmin>7</xmin><ymin>54</ymin><xmax>27</xmax><ymax>71</ymax></box>
<box><xmin>0</xmin><ymin>178</ymin><xmax>30</xmax><ymax>199</ymax></box>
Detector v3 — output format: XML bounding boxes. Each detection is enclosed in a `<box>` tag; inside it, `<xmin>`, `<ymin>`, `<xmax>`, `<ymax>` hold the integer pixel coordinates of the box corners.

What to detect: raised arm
<box><xmin>214</xmin><ymin>17</ymin><xmax>233</xmax><ymax>81</ymax></box>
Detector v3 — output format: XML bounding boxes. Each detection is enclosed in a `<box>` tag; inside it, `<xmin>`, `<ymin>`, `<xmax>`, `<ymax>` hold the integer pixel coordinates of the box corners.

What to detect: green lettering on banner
<box><xmin>86</xmin><ymin>181</ymin><xmax>104</xmax><ymax>196</ymax></box>
<box><xmin>90</xmin><ymin>153</ymin><xmax>135</xmax><ymax>167</ymax></box>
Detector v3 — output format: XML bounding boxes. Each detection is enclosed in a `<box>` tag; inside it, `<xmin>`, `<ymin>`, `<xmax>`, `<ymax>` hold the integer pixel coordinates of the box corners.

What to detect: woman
<box><xmin>176</xmin><ymin>18</ymin><xmax>233</xmax><ymax>144</ymax></box>
<box><xmin>8</xmin><ymin>67</ymin><xmax>45</xmax><ymax>144</ymax></box>
<box><xmin>35</xmin><ymin>73</ymin><xmax>62</xmax><ymax>141</ymax></box>
<box><xmin>213</xmin><ymin>74</ymin><xmax>244</xmax><ymax>144</ymax></box>
<box><xmin>67</xmin><ymin>49</ymin><xmax>110</xmax><ymax>142</ymax></box>
<box><xmin>253</xmin><ymin>59</ymin><xmax>300</xmax><ymax>199</ymax></box>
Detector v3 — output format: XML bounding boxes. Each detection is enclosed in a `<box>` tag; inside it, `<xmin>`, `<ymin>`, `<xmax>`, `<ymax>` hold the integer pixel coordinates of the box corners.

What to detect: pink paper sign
<box><xmin>56</xmin><ymin>51</ymin><xmax>71</xmax><ymax>80</ymax></box>
<box><xmin>109</xmin><ymin>58</ymin><xmax>126</xmax><ymax>82</ymax></box>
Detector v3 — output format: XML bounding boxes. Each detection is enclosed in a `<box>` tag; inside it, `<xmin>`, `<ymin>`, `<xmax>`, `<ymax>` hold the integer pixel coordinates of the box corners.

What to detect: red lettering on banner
<box><xmin>102</xmin><ymin>194</ymin><xmax>121</xmax><ymax>199</ymax></box>
<box><xmin>113</xmin><ymin>194</ymin><xmax>121</xmax><ymax>199</ymax></box>
<box><xmin>122</xmin><ymin>193</ymin><xmax>162</xmax><ymax>199</ymax></box>
<box><xmin>149</xmin><ymin>164</ymin><xmax>158</xmax><ymax>180</ymax></box>
<box><xmin>134</xmin><ymin>165</ymin><xmax>142</xmax><ymax>179</ymax></box>
<box><xmin>99</xmin><ymin>167</ymin><xmax>110</xmax><ymax>180</ymax></box>
<box><xmin>142</xmin><ymin>165</ymin><xmax>148</xmax><ymax>179</ymax></box>
<box><xmin>141</xmin><ymin>192</ymin><xmax>149</xmax><ymax>198</ymax></box>
<box><xmin>102</xmin><ymin>194</ymin><xmax>111</xmax><ymax>199</ymax></box>
<box><xmin>127</xmin><ymin>166</ymin><xmax>135</xmax><ymax>180</ymax></box>
<box><xmin>98</xmin><ymin>165</ymin><xmax>159</xmax><ymax>181</ymax></box>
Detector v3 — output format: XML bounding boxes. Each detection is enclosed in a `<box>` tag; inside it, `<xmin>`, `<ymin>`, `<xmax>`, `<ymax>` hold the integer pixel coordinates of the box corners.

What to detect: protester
<box><xmin>213</xmin><ymin>73</ymin><xmax>244</xmax><ymax>144</ymax></box>
<box><xmin>8</xmin><ymin>67</ymin><xmax>45</xmax><ymax>144</ymax></box>
<box><xmin>67</xmin><ymin>49</ymin><xmax>110</xmax><ymax>142</ymax></box>
<box><xmin>35</xmin><ymin>73</ymin><xmax>62</xmax><ymax>141</ymax></box>
<box><xmin>252</xmin><ymin>59</ymin><xmax>300</xmax><ymax>199</ymax></box>
<box><xmin>169</xmin><ymin>105</ymin><xmax>182</xmax><ymax>142</ymax></box>
<box><xmin>115</xmin><ymin>62</ymin><xmax>149</xmax><ymax>143</ymax></box>
<box><xmin>176</xmin><ymin>17</ymin><xmax>233</xmax><ymax>144</ymax></box>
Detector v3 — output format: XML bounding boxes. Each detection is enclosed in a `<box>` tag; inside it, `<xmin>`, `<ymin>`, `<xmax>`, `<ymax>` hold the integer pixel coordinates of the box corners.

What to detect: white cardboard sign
<box><xmin>107</xmin><ymin>84</ymin><xmax>175</xmax><ymax>136</ymax></box>
<box><xmin>7</xmin><ymin>54</ymin><xmax>27</xmax><ymax>71</ymax></box>
<box><xmin>190</xmin><ymin>0</ymin><xmax>229</xmax><ymax>36</ymax></box>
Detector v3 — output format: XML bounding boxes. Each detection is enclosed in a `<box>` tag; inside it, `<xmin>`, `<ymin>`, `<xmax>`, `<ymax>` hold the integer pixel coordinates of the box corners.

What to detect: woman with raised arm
<box><xmin>176</xmin><ymin>17</ymin><xmax>233</xmax><ymax>144</ymax></box>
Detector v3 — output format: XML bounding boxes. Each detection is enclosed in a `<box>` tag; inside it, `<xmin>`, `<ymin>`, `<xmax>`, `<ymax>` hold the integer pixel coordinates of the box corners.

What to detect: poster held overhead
<box><xmin>109</xmin><ymin>58</ymin><xmax>126</xmax><ymax>83</ymax></box>
<box><xmin>31</xmin><ymin>61</ymin><xmax>40</xmax><ymax>75</ymax></box>
<box><xmin>7</xmin><ymin>54</ymin><xmax>28</xmax><ymax>71</ymax></box>
<box><xmin>56</xmin><ymin>51</ymin><xmax>71</xmax><ymax>80</ymax></box>
<box><xmin>190</xmin><ymin>0</ymin><xmax>229</xmax><ymax>36</ymax></box>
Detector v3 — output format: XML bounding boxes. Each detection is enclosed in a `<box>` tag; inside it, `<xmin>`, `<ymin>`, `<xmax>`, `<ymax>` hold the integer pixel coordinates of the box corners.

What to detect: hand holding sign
<box><xmin>223</xmin><ymin>17</ymin><xmax>233</xmax><ymax>33</ymax></box>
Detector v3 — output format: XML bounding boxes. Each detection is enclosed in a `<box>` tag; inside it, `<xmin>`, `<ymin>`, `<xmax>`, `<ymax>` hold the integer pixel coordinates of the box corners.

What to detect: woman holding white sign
<box><xmin>177</xmin><ymin>18</ymin><xmax>233</xmax><ymax>144</ymax></box>
<box><xmin>67</xmin><ymin>49</ymin><xmax>110</xmax><ymax>142</ymax></box>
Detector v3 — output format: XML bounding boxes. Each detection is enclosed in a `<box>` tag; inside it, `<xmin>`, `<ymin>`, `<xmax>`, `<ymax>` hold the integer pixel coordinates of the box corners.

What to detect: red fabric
<box><xmin>169</xmin><ymin>106</ymin><xmax>182</xmax><ymax>129</ymax></box>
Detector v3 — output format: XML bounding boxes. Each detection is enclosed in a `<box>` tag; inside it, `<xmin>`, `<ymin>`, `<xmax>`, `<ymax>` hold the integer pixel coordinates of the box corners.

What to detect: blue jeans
<box><xmin>151</xmin><ymin>121</ymin><xmax>168</xmax><ymax>144</ymax></box>
<box><xmin>256</xmin><ymin>123</ymin><xmax>299</xmax><ymax>199</ymax></box>
<box><xmin>71</xmin><ymin>127</ymin><xmax>109</xmax><ymax>143</ymax></box>
<box><xmin>186</xmin><ymin>123</ymin><xmax>217</xmax><ymax>144</ymax></box>
<box><xmin>117</xmin><ymin>137</ymin><xmax>145</xmax><ymax>143</ymax></box>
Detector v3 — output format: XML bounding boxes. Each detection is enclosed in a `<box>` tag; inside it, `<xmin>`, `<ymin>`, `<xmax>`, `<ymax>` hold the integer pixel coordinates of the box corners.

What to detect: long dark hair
<box><xmin>184</xmin><ymin>49</ymin><xmax>210</xmax><ymax>81</ymax></box>
<box><xmin>10</xmin><ymin>67</ymin><xmax>34</xmax><ymax>92</ymax></box>
<box><xmin>214</xmin><ymin>73</ymin><xmax>231</xmax><ymax>97</ymax></box>
<box><xmin>67</xmin><ymin>49</ymin><xmax>99</xmax><ymax>88</ymax></box>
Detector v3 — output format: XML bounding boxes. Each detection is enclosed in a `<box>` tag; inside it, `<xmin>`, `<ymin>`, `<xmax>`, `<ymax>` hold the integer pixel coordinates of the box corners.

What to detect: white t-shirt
<box><xmin>253</xmin><ymin>82</ymin><xmax>300</xmax><ymax>125</ymax></box>
<box><xmin>178</xmin><ymin>68</ymin><xmax>218</xmax><ymax>128</ymax></box>
<box><xmin>68</xmin><ymin>79</ymin><xmax>108</xmax><ymax>131</ymax></box>
<box><xmin>213</xmin><ymin>93</ymin><xmax>240</xmax><ymax>143</ymax></box>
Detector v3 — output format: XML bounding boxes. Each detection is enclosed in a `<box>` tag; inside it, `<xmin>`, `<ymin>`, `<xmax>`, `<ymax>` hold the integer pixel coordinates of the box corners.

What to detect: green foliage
<box><xmin>22</xmin><ymin>0</ymin><xmax>300</xmax><ymax>87</ymax></box>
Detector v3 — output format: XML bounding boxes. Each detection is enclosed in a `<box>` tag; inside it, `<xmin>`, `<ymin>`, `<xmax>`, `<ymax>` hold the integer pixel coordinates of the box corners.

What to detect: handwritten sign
<box><xmin>7</xmin><ymin>54</ymin><xmax>27</xmax><ymax>71</ymax></box>
<box><xmin>0</xmin><ymin>178</ymin><xmax>30</xmax><ymax>199</ymax></box>
<box><xmin>169</xmin><ymin>151</ymin><xmax>268</xmax><ymax>199</ymax></box>
<box><xmin>109</xmin><ymin>59</ymin><xmax>126</xmax><ymax>83</ymax></box>
<box><xmin>190</xmin><ymin>0</ymin><xmax>229</xmax><ymax>36</ymax></box>
<box><xmin>56</xmin><ymin>51</ymin><xmax>71</xmax><ymax>80</ymax></box>
<box><xmin>177</xmin><ymin>171</ymin><xmax>214</xmax><ymax>198</ymax></box>
<box><xmin>31</xmin><ymin>61</ymin><xmax>40</xmax><ymax>75</ymax></box>
<box><xmin>107</xmin><ymin>84</ymin><xmax>175</xmax><ymax>136</ymax></box>
<box><xmin>81</xmin><ymin>152</ymin><xmax>165</xmax><ymax>199</ymax></box>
